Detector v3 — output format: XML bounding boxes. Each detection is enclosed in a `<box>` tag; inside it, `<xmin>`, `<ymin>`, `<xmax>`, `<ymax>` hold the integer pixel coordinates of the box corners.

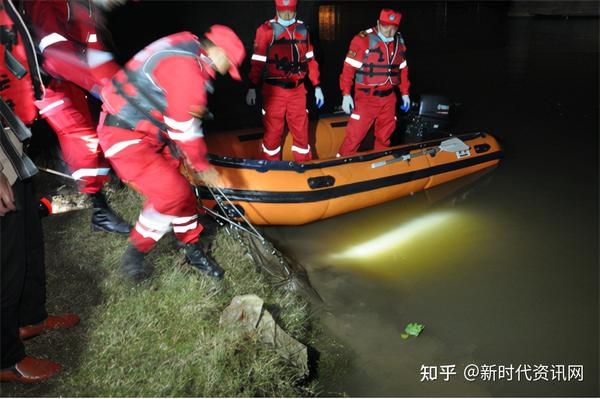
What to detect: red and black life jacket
<box><xmin>0</xmin><ymin>0</ymin><xmax>43</xmax><ymax>124</ymax></box>
<box><xmin>104</xmin><ymin>32</ymin><xmax>206</xmax><ymax>132</ymax></box>
<box><xmin>265</xmin><ymin>20</ymin><xmax>310</xmax><ymax>80</ymax></box>
<box><xmin>355</xmin><ymin>29</ymin><xmax>406</xmax><ymax>87</ymax></box>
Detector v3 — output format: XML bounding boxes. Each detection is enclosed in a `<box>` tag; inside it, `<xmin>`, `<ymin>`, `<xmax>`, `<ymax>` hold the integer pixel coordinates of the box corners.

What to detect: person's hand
<box><xmin>315</xmin><ymin>87</ymin><xmax>325</xmax><ymax>109</ymax></box>
<box><xmin>246</xmin><ymin>88</ymin><xmax>256</xmax><ymax>106</ymax></box>
<box><xmin>0</xmin><ymin>172</ymin><xmax>16</xmax><ymax>216</ymax></box>
<box><xmin>196</xmin><ymin>166</ymin><xmax>222</xmax><ymax>187</ymax></box>
<box><xmin>400</xmin><ymin>95</ymin><xmax>411</xmax><ymax>112</ymax></box>
<box><xmin>342</xmin><ymin>95</ymin><xmax>354</xmax><ymax>115</ymax></box>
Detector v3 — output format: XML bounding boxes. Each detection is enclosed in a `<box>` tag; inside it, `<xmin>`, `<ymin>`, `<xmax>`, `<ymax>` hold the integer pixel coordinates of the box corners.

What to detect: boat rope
<box><xmin>205</xmin><ymin>185</ymin><xmax>266</xmax><ymax>243</ymax></box>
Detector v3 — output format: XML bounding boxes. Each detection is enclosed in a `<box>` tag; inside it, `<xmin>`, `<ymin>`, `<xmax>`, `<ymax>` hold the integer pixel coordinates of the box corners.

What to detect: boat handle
<box><xmin>307</xmin><ymin>175</ymin><xmax>335</xmax><ymax>189</ymax></box>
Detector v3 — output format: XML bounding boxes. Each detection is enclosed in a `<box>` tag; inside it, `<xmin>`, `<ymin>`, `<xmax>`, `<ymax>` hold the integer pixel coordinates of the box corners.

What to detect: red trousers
<box><xmin>35</xmin><ymin>80</ymin><xmax>109</xmax><ymax>194</ymax></box>
<box><xmin>97</xmin><ymin>118</ymin><xmax>203</xmax><ymax>253</ymax></box>
<box><xmin>338</xmin><ymin>90</ymin><xmax>398</xmax><ymax>156</ymax></box>
<box><xmin>260</xmin><ymin>84</ymin><xmax>312</xmax><ymax>162</ymax></box>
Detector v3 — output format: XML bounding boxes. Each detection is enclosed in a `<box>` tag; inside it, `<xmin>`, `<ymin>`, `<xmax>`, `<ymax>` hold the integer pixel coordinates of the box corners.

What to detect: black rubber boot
<box><xmin>121</xmin><ymin>244</ymin><xmax>151</xmax><ymax>282</ymax></box>
<box><xmin>184</xmin><ymin>242</ymin><xmax>224</xmax><ymax>280</ymax></box>
<box><xmin>90</xmin><ymin>191</ymin><xmax>132</xmax><ymax>235</ymax></box>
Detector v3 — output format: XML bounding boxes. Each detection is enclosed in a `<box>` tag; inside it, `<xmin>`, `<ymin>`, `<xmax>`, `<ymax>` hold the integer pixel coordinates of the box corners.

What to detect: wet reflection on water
<box><xmin>264</xmin><ymin>15</ymin><xmax>598</xmax><ymax>396</ymax></box>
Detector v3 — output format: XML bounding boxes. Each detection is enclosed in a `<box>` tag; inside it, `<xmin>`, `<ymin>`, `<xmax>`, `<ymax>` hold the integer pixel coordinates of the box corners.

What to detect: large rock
<box><xmin>220</xmin><ymin>294</ymin><xmax>308</xmax><ymax>377</ymax></box>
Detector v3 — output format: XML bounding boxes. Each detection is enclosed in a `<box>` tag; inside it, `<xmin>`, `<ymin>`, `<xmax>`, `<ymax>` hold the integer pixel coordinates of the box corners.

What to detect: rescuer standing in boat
<box><xmin>246</xmin><ymin>0</ymin><xmax>324</xmax><ymax>162</ymax></box>
<box><xmin>97</xmin><ymin>26</ymin><xmax>245</xmax><ymax>281</ymax></box>
<box><xmin>338</xmin><ymin>9</ymin><xmax>411</xmax><ymax>156</ymax></box>
<box><xmin>23</xmin><ymin>0</ymin><xmax>130</xmax><ymax>234</ymax></box>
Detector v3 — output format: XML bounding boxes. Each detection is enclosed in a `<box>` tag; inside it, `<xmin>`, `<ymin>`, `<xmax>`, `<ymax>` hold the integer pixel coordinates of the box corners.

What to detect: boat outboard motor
<box><xmin>404</xmin><ymin>94</ymin><xmax>452</xmax><ymax>143</ymax></box>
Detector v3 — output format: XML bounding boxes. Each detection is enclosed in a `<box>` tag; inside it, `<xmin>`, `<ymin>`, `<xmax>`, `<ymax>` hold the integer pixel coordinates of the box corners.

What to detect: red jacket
<box><xmin>101</xmin><ymin>32</ymin><xmax>212</xmax><ymax>172</ymax></box>
<box><xmin>340</xmin><ymin>26</ymin><xmax>410</xmax><ymax>96</ymax></box>
<box><xmin>249</xmin><ymin>18</ymin><xmax>320</xmax><ymax>87</ymax></box>
<box><xmin>25</xmin><ymin>0</ymin><xmax>119</xmax><ymax>96</ymax></box>
<box><xmin>0</xmin><ymin>0</ymin><xmax>44</xmax><ymax>124</ymax></box>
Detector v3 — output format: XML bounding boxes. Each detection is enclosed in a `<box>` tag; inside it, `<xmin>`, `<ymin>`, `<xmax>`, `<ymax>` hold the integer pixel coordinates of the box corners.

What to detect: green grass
<box><xmin>1</xmin><ymin>183</ymin><xmax>346</xmax><ymax>397</ymax></box>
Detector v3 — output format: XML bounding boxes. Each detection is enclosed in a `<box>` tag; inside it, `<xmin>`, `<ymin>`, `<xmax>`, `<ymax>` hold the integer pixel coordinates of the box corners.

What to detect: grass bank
<box><xmin>1</xmin><ymin>183</ymin><xmax>347</xmax><ymax>397</ymax></box>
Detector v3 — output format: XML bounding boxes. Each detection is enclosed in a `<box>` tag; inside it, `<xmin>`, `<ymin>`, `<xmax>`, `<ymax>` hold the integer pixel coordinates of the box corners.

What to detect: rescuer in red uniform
<box><xmin>24</xmin><ymin>0</ymin><xmax>130</xmax><ymax>234</ymax></box>
<box><xmin>97</xmin><ymin>26</ymin><xmax>245</xmax><ymax>281</ymax></box>
<box><xmin>247</xmin><ymin>0</ymin><xmax>324</xmax><ymax>162</ymax></box>
<box><xmin>338</xmin><ymin>8</ymin><xmax>411</xmax><ymax>157</ymax></box>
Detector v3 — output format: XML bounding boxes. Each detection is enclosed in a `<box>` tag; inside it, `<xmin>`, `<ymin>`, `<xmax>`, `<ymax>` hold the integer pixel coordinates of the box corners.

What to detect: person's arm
<box><xmin>305</xmin><ymin>30</ymin><xmax>320</xmax><ymax>87</ymax></box>
<box><xmin>153</xmin><ymin>56</ymin><xmax>209</xmax><ymax>172</ymax></box>
<box><xmin>398</xmin><ymin>41</ymin><xmax>410</xmax><ymax>95</ymax></box>
<box><xmin>248</xmin><ymin>24</ymin><xmax>271</xmax><ymax>87</ymax></box>
<box><xmin>339</xmin><ymin>34</ymin><xmax>366</xmax><ymax>96</ymax></box>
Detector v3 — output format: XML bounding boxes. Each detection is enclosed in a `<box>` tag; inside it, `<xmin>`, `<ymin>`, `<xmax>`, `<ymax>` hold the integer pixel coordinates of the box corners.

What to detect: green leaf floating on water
<box><xmin>402</xmin><ymin>322</ymin><xmax>425</xmax><ymax>339</ymax></box>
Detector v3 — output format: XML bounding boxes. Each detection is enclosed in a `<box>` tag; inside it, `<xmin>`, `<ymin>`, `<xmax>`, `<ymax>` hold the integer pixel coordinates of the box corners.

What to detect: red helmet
<box><xmin>205</xmin><ymin>25</ymin><xmax>245</xmax><ymax>81</ymax></box>
<box><xmin>379</xmin><ymin>9</ymin><xmax>402</xmax><ymax>26</ymax></box>
<box><xmin>275</xmin><ymin>0</ymin><xmax>297</xmax><ymax>11</ymax></box>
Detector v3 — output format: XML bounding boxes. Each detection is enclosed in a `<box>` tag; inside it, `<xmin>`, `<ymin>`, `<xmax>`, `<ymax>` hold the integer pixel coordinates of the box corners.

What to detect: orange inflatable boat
<box><xmin>190</xmin><ymin>114</ymin><xmax>502</xmax><ymax>225</ymax></box>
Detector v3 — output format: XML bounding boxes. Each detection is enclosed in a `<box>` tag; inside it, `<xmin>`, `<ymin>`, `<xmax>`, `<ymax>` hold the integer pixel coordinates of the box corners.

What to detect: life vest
<box><xmin>355</xmin><ymin>29</ymin><xmax>406</xmax><ymax>87</ymax></box>
<box><xmin>0</xmin><ymin>0</ymin><xmax>43</xmax><ymax>125</ymax></box>
<box><xmin>265</xmin><ymin>20</ymin><xmax>310</xmax><ymax>80</ymax></box>
<box><xmin>105</xmin><ymin>32</ymin><xmax>205</xmax><ymax>131</ymax></box>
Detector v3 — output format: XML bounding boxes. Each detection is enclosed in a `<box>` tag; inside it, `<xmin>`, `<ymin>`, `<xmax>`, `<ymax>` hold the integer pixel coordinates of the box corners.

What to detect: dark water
<box><xmin>263</xmin><ymin>14</ymin><xmax>599</xmax><ymax>398</ymax></box>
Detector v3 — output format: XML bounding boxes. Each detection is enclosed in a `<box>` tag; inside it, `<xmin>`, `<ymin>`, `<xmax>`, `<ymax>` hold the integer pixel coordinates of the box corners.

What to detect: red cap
<box><xmin>275</xmin><ymin>0</ymin><xmax>297</xmax><ymax>11</ymax></box>
<box><xmin>379</xmin><ymin>9</ymin><xmax>402</xmax><ymax>26</ymax></box>
<box><xmin>205</xmin><ymin>25</ymin><xmax>246</xmax><ymax>81</ymax></box>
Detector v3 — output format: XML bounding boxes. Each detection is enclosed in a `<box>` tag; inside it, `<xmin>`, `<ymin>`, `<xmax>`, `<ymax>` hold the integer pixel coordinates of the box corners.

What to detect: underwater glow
<box><xmin>330</xmin><ymin>211</ymin><xmax>457</xmax><ymax>259</ymax></box>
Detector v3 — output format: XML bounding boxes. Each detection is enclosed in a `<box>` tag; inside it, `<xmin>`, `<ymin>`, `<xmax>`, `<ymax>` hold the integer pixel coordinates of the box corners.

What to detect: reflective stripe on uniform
<box><xmin>167</xmin><ymin>130</ymin><xmax>203</xmax><ymax>141</ymax></box>
<box><xmin>251</xmin><ymin>54</ymin><xmax>267</xmax><ymax>62</ymax></box>
<box><xmin>139</xmin><ymin>214</ymin><xmax>171</xmax><ymax>232</ymax></box>
<box><xmin>344</xmin><ymin>57</ymin><xmax>362</xmax><ymax>69</ymax></box>
<box><xmin>38</xmin><ymin>100</ymin><xmax>65</xmax><ymax>115</ymax></box>
<box><xmin>291</xmin><ymin>145</ymin><xmax>310</xmax><ymax>154</ymax></box>
<box><xmin>350</xmin><ymin>113</ymin><xmax>361</xmax><ymax>120</ymax></box>
<box><xmin>164</xmin><ymin>116</ymin><xmax>203</xmax><ymax>142</ymax></box>
<box><xmin>39</xmin><ymin>33</ymin><xmax>68</xmax><ymax>52</ymax></box>
<box><xmin>88</xmin><ymin>33</ymin><xmax>97</xmax><ymax>43</ymax></box>
<box><xmin>173</xmin><ymin>221</ymin><xmax>198</xmax><ymax>233</ymax></box>
<box><xmin>305</xmin><ymin>50</ymin><xmax>314</xmax><ymax>59</ymax></box>
<box><xmin>399</xmin><ymin>60</ymin><xmax>407</xmax><ymax>69</ymax></box>
<box><xmin>172</xmin><ymin>215</ymin><xmax>198</xmax><ymax>234</ymax></box>
<box><xmin>80</xmin><ymin>134</ymin><xmax>100</xmax><ymax>153</ymax></box>
<box><xmin>72</xmin><ymin>168</ymin><xmax>110</xmax><ymax>180</ymax></box>
<box><xmin>134</xmin><ymin>223</ymin><xmax>165</xmax><ymax>241</ymax></box>
<box><xmin>262</xmin><ymin>144</ymin><xmax>281</xmax><ymax>156</ymax></box>
<box><xmin>104</xmin><ymin>139</ymin><xmax>142</xmax><ymax>158</ymax></box>
<box><xmin>135</xmin><ymin>208</ymin><xmax>176</xmax><ymax>241</ymax></box>
<box><xmin>173</xmin><ymin>215</ymin><xmax>197</xmax><ymax>224</ymax></box>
